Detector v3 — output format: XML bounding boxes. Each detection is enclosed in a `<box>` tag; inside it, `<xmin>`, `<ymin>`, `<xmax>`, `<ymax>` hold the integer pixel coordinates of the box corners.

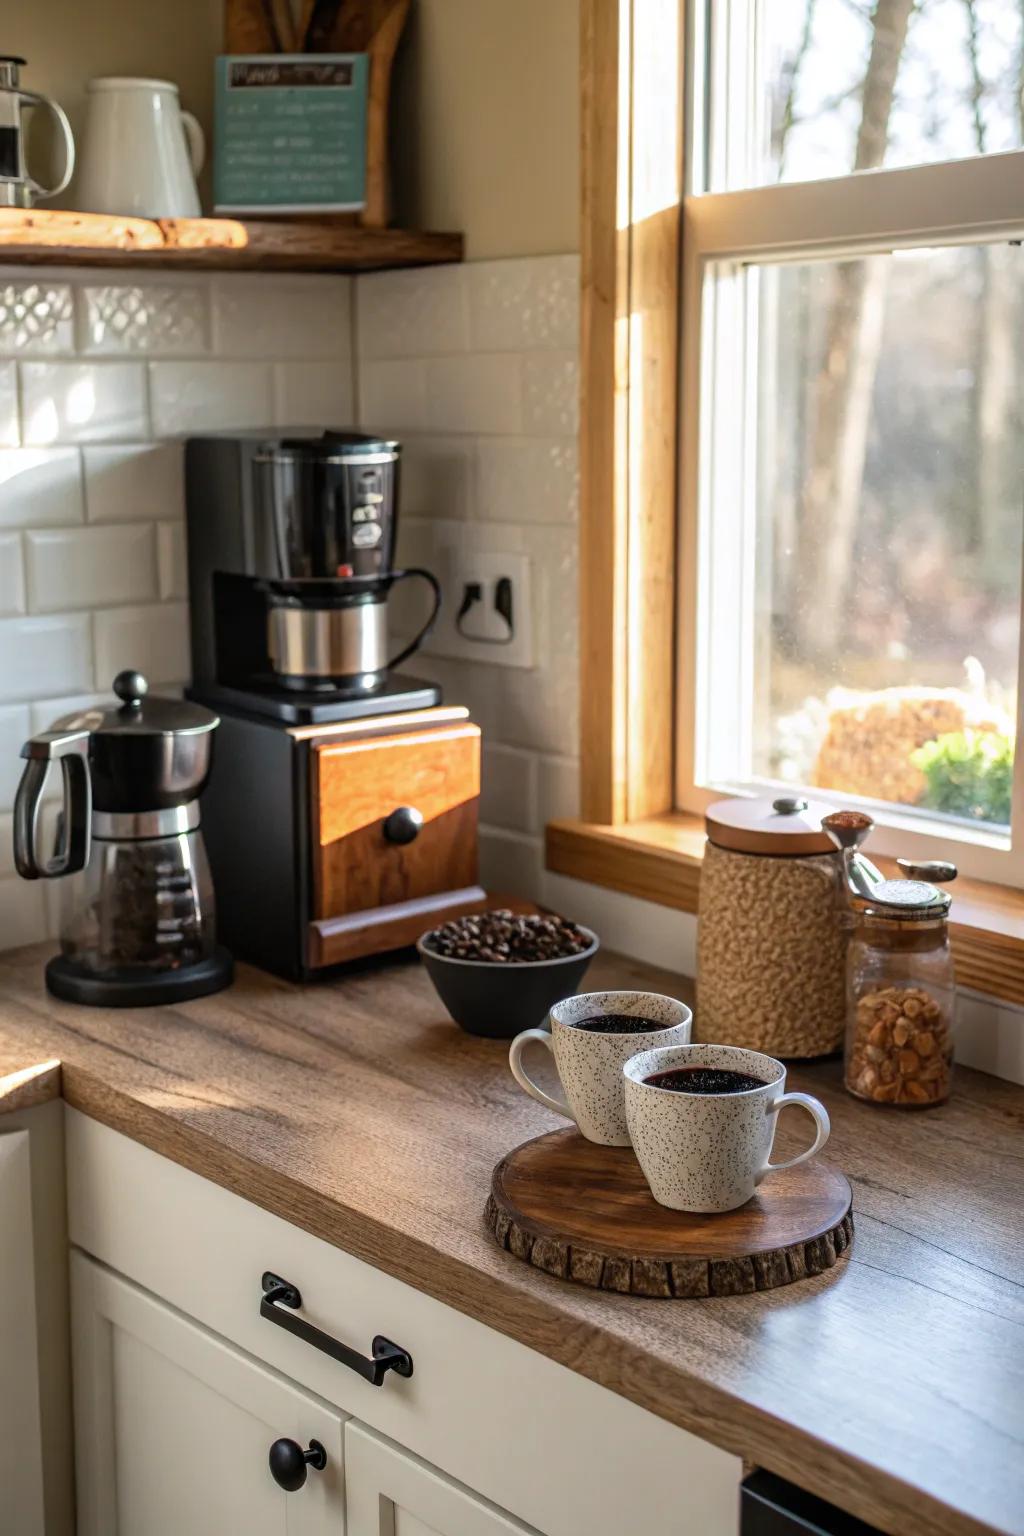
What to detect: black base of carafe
<box><xmin>45</xmin><ymin>948</ymin><xmax>235</xmax><ymax>1008</ymax></box>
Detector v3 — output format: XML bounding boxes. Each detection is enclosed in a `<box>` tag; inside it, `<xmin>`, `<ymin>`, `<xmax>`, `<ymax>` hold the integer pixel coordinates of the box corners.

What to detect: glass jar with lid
<box><xmin>843</xmin><ymin>890</ymin><xmax>955</xmax><ymax>1108</ymax></box>
<box><xmin>821</xmin><ymin>812</ymin><xmax>957</xmax><ymax>1108</ymax></box>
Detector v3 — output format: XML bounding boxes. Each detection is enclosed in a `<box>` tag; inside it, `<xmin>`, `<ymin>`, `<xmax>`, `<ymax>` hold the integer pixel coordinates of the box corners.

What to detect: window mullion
<box><xmin>687</xmin><ymin>149</ymin><xmax>1024</xmax><ymax>263</ymax></box>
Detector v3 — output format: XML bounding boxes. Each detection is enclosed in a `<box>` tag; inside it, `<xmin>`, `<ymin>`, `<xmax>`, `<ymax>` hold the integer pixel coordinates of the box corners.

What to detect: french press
<box><xmin>13</xmin><ymin>670</ymin><xmax>233</xmax><ymax>1006</ymax></box>
<box><xmin>0</xmin><ymin>57</ymin><xmax>75</xmax><ymax>209</ymax></box>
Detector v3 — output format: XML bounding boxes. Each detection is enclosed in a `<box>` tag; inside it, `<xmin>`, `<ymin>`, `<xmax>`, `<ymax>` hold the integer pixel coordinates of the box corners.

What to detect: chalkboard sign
<box><xmin>214</xmin><ymin>54</ymin><xmax>369</xmax><ymax>213</ymax></box>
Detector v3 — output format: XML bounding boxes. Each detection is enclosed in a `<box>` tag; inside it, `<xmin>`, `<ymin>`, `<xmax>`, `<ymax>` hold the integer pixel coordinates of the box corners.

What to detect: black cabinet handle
<box><xmin>260</xmin><ymin>1272</ymin><xmax>413</xmax><ymax>1386</ymax></box>
<box><xmin>268</xmin><ymin>1437</ymin><xmax>326</xmax><ymax>1492</ymax></box>
<box><xmin>383</xmin><ymin>806</ymin><xmax>424</xmax><ymax>845</ymax></box>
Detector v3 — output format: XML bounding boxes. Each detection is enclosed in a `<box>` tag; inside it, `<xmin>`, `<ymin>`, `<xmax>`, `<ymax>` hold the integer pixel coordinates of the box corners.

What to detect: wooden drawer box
<box><xmin>309</xmin><ymin>721</ymin><xmax>485</xmax><ymax>967</ymax></box>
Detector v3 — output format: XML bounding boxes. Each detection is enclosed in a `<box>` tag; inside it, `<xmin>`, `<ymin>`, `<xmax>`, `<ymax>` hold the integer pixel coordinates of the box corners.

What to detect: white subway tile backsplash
<box><xmin>467</xmin><ymin>256</ymin><xmax>579</xmax><ymax>353</ymax></box>
<box><xmin>522</xmin><ymin>352</ymin><xmax>579</xmax><ymax>436</ymax></box>
<box><xmin>93</xmin><ymin>601</ymin><xmax>189</xmax><ymax>687</ymax></box>
<box><xmin>0</xmin><ymin>533</ymin><xmax>25</xmax><ymax>615</ymax></box>
<box><xmin>26</xmin><ymin>524</ymin><xmax>157</xmax><ymax>613</ymax></box>
<box><xmin>83</xmin><ymin>443</ymin><xmax>184</xmax><ymax>523</ymax></box>
<box><xmin>955</xmin><ymin>990</ymin><xmax>1024</xmax><ymax>1087</ymax></box>
<box><xmin>0</xmin><ymin>704</ymin><xmax>29</xmax><ymax>810</ymax></box>
<box><xmin>0</xmin><ymin>876</ymin><xmax>47</xmax><ymax>948</ymax></box>
<box><xmin>357</xmin><ymin>267</ymin><xmax>469</xmax><ymax>359</ymax></box>
<box><xmin>481</xmin><ymin>744</ymin><xmax>537</xmax><ymax>833</ymax></box>
<box><xmin>212</xmin><ymin>275</ymin><xmax>352</xmax><ymax>359</ymax></box>
<box><xmin>0</xmin><ymin>280</ymin><xmax>74</xmax><ymax>353</ymax></box>
<box><xmin>149</xmin><ymin>361</ymin><xmax>273</xmax><ymax>435</ymax></box>
<box><xmin>273</xmin><ymin>362</ymin><xmax>354</xmax><ymax>428</ymax></box>
<box><xmin>157</xmin><ymin>522</ymin><xmax>187</xmax><ymax>600</ymax></box>
<box><xmin>0</xmin><ymin>448</ymin><xmax>83</xmax><ymax>527</ymax></box>
<box><xmin>0</xmin><ymin>361</ymin><xmax>17</xmax><ymax>445</ymax></box>
<box><xmin>492</xmin><ymin>664</ymin><xmax>579</xmax><ymax>757</ymax></box>
<box><xmin>538</xmin><ymin>755</ymin><xmax>580</xmax><ymax>826</ymax></box>
<box><xmin>29</xmin><ymin>691</ymin><xmax>111</xmax><ymax>733</ymax></box>
<box><xmin>425</xmin><ymin>355</ymin><xmax>522</xmax><ymax>435</ymax></box>
<box><xmin>406</xmin><ymin>654</ymin><xmax>502</xmax><ymax>739</ymax></box>
<box><xmin>400</xmin><ymin>435</ymin><xmax>476</xmax><ymax>518</ymax></box>
<box><xmin>20</xmin><ymin>362</ymin><xmax>148</xmax><ymax>444</ymax></box>
<box><xmin>476</xmin><ymin>436</ymin><xmax>577</xmax><ymax>524</ymax></box>
<box><xmin>80</xmin><ymin>282</ymin><xmax>208</xmax><ymax>356</ymax></box>
<box><xmin>359</xmin><ymin>359</ymin><xmax>429</xmax><ymax>433</ymax></box>
<box><xmin>0</xmin><ymin>613</ymin><xmax>92</xmax><ymax>702</ymax></box>
<box><xmin>479</xmin><ymin>827</ymin><xmax>543</xmax><ymax>902</ymax></box>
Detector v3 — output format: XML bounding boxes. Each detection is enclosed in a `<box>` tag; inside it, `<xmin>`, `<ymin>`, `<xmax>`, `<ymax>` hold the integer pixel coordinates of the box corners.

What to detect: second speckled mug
<box><xmin>509</xmin><ymin>991</ymin><xmax>692</xmax><ymax>1145</ymax></box>
<box><xmin>623</xmin><ymin>1042</ymin><xmax>831</xmax><ymax>1212</ymax></box>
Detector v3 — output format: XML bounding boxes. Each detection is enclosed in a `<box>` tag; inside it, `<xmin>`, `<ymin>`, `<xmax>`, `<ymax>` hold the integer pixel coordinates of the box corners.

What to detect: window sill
<box><xmin>545</xmin><ymin>814</ymin><xmax>1024</xmax><ymax>1007</ymax></box>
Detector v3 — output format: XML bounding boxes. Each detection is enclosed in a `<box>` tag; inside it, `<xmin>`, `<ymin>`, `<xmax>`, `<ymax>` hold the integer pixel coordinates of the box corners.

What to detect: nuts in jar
<box><xmin>845</xmin><ymin>986</ymin><xmax>951</xmax><ymax>1107</ymax></box>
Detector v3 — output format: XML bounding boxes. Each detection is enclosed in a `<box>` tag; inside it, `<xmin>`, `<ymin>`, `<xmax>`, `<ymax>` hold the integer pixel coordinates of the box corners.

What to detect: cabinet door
<box><xmin>0</xmin><ymin>1130</ymin><xmax>46</xmax><ymax>1534</ymax></box>
<box><xmin>345</xmin><ymin>1422</ymin><xmax>540</xmax><ymax>1536</ymax></box>
<box><xmin>71</xmin><ymin>1251</ymin><xmax>346</xmax><ymax>1536</ymax></box>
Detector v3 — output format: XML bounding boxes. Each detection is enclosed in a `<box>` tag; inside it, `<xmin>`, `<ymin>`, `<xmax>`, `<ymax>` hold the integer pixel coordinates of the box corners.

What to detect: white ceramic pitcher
<box><xmin>75</xmin><ymin>77</ymin><xmax>205</xmax><ymax>218</ymax></box>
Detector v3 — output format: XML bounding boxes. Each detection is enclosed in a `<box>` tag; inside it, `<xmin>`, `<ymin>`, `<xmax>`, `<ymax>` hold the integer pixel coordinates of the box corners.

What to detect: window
<box><xmin>679</xmin><ymin>0</ymin><xmax>1024</xmax><ymax>881</ymax></box>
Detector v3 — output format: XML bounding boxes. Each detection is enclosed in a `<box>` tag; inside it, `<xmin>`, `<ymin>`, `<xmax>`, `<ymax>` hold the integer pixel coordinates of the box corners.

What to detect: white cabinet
<box><xmin>70</xmin><ymin>1251</ymin><xmax>346</xmax><ymax>1536</ymax></box>
<box><xmin>67</xmin><ymin>1111</ymin><xmax>741</xmax><ymax>1536</ymax></box>
<box><xmin>345</xmin><ymin>1422</ymin><xmax>539</xmax><ymax>1536</ymax></box>
<box><xmin>0</xmin><ymin>1129</ymin><xmax>46</xmax><ymax>1534</ymax></box>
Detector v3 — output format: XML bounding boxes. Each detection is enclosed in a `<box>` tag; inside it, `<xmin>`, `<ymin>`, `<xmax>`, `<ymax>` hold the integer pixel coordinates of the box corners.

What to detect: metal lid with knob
<box><xmin>68</xmin><ymin>669</ymin><xmax>220</xmax><ymax>738</ymax></box>
<box><xmin>821</xmin><ymin>809</ymin><xmax>957</xmax><ymax>920</ymax></box>
<box><xmin>705</xmin><ymin>793</ymin><xmax>838</xmax><ymax>856</ymax></box>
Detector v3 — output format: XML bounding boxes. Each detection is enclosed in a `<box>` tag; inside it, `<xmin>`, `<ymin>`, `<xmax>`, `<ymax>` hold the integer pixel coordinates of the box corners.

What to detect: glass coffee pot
<box><xmin>13</xmin><ymin>669</ymin><xmax>233</xmax><ymax>1006</ymax></box>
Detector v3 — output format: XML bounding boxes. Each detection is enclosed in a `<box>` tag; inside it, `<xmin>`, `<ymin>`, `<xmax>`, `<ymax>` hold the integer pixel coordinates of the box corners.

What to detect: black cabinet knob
<box><xmin>268</xmin><ymin>1437</ymin><xmax>327</xmax><ymax>1492</ymax></box>
<box><xmin>383</xmin><ymin>806</ymin><xmax>424</xmax><ymax>845</ymax></box>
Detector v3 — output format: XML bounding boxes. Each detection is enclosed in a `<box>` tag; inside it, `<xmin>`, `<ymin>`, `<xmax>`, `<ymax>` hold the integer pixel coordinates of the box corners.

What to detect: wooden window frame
<box><xmin>546</xmin><ymin>0</ymin><xmax>1024</xmax><ymax>1008</ymax></box>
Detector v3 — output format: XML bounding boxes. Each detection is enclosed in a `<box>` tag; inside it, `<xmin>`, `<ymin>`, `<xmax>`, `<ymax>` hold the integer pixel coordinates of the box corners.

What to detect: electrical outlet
<box><xmin>427</xmin><ymin>546</ymin><xmax>533</xmax><ymax>668</ymax></box>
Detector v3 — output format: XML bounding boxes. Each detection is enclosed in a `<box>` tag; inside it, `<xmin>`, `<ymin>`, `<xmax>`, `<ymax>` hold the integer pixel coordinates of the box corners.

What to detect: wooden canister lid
<box><xmin>705</xmin><ymin>794</ymin><xmax>837</xmax><ymax>856</ymax></box>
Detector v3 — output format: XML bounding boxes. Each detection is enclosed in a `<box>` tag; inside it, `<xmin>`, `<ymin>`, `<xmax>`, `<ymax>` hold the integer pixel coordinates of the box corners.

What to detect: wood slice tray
<box><xmin>485</xmin><ymin>1128</ymin><xmax>853</xmax><ymax>1297</ymax></box>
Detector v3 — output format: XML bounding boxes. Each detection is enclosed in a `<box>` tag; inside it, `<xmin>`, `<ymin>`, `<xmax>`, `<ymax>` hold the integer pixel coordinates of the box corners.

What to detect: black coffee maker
<box><xmin>185</xmin><ymin>431</ymin><xmax>441</xmax><ymax>724</ymax></box>
<box><xmin>183</xmin><ymin>432</ymin><xmax>482</xmax><ymax>982</ymax></box>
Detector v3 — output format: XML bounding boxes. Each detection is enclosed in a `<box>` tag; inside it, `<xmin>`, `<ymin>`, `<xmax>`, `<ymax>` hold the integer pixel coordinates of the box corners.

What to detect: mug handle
<box><xmin>759</xmin><ymin>1092</ymin><xmax>831</xmax><ymax>1179</ymax></box>
<box><xmin>508</xmin><ymin>1029</ymin><xmax>573</xmax><ymax>1121</ymax></box>
<box><xmin>181</xmin><ymin>110</ymin><xmax>206</xmax><ymax>176</ymax></box>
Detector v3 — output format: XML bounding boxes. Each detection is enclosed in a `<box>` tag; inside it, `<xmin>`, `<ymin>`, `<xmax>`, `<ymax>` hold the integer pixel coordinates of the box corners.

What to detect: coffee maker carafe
<box><xmin>13</xmin><ymin>670</ymin><xmax>233</xmax><ymax>1006</ymax></box>
<box><xmin>186</xmin><ymin>431</ymin><xmax>441</xmax><ymax>721</ymax></box>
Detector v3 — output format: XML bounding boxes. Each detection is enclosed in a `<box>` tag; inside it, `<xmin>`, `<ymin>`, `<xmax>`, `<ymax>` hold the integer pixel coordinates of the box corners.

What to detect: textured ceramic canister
<box><xmin>623</xmin><ymin>1042</ymin><xmax>831</xmax><ymax>1213</ymax></box>
<box><xmin>697</xmin><ymin>795</ymin><xmax>847</xmax><ymax>1057</ymax></box>
<box><xmin>509</xmin><ymin>990</ymin><xmax>692</xmax><ymax>1145</ymax></box>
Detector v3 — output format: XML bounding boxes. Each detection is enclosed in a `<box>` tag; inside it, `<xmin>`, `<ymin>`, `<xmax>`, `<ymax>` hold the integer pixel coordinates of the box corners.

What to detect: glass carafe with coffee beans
<box><xmin>13</xmin><ymin>669</ymin><xmax>233</xmax><ymax>1007</ymax></box>
<box><xmin>822</xmin><ymin>811</ymin><xmax>957</xmax><ymax>1108</ymax></box>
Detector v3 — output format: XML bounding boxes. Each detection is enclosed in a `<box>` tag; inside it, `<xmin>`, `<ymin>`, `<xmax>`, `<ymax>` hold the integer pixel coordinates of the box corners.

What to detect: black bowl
<box><xmin>416</xmin><ymin>925</ymin><xmax>600</xmax><ymax>1039</ymax></box>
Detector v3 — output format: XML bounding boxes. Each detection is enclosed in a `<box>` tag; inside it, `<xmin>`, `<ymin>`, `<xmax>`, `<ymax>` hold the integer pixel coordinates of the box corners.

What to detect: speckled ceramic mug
<box><xmin>509</xmin><ymin>991</ymin><xmax>692</xmax><ymax>1146</ymax></box>
<box><xmin>623</xmin><ymin>1042</ymin><xmax>831</xmax><ymax>1212</ymax></box>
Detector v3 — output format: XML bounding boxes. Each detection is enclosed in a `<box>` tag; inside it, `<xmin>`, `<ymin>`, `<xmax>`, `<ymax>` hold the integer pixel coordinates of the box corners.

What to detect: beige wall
<box><xmin>10</xmin><ymin>0</ymin><xmax>579</xmax><ymax>260</ymax></box>
<box><xmin>391</xmin><ymin>0</ymin><xmax>580</xmax><ymax>259</ymax></box>
<box><xmin>9</xmin><ymin>0</ymin><xmax>222</xmax><ymax>206</ymax></box>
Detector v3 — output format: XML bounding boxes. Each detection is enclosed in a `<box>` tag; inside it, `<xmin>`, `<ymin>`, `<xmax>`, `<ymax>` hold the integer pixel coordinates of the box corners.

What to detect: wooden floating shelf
<box><xmin>0</xmin><ymin>209</ymin><xmax>463</xmax><ymax>274</ymax></box>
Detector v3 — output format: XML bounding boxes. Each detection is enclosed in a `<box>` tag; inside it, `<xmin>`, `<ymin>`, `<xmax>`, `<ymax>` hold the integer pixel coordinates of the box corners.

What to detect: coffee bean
<box><xmin>424</xmin><ymin>910</ymin><xmax>591</xmax><ymax>963</ymax></box>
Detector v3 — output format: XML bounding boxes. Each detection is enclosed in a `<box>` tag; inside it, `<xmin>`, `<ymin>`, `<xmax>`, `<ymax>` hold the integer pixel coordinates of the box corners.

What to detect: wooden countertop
<box><xmin>0</xmin><ymin>943</ymin><xmax>1021</xmax><ymax>1536</ymax></box>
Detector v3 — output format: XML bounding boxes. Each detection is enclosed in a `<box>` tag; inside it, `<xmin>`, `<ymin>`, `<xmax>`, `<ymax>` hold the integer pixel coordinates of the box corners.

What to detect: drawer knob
<box><xmin>268</xmin><ymin>1437</ymin><xmax>326</xmax><ymax>1492</ymax></box>
<box><xmin>383</xmin><ymin>806</ymin><xmax>424</xmax><ymax>845</ymax></box>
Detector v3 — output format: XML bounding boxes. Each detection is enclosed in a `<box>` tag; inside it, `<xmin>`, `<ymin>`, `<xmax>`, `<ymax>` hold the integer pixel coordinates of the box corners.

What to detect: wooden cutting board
<box><xmin>485</xmin><ymin>1128</ymin><xmax>853</xmax><ymax>1297</ymax></box>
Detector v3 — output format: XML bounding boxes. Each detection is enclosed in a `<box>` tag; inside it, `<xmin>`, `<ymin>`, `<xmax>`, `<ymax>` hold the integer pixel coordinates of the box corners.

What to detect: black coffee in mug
<box><xmin>644</xmin><ymin>1066</ymin><xmax>767</xmax><ymax>1094</ymax></box>
<box><xmin>571</xmin><ymin>1013</ymin><xmax>670</xmax><ymax>1034</ymax></box>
